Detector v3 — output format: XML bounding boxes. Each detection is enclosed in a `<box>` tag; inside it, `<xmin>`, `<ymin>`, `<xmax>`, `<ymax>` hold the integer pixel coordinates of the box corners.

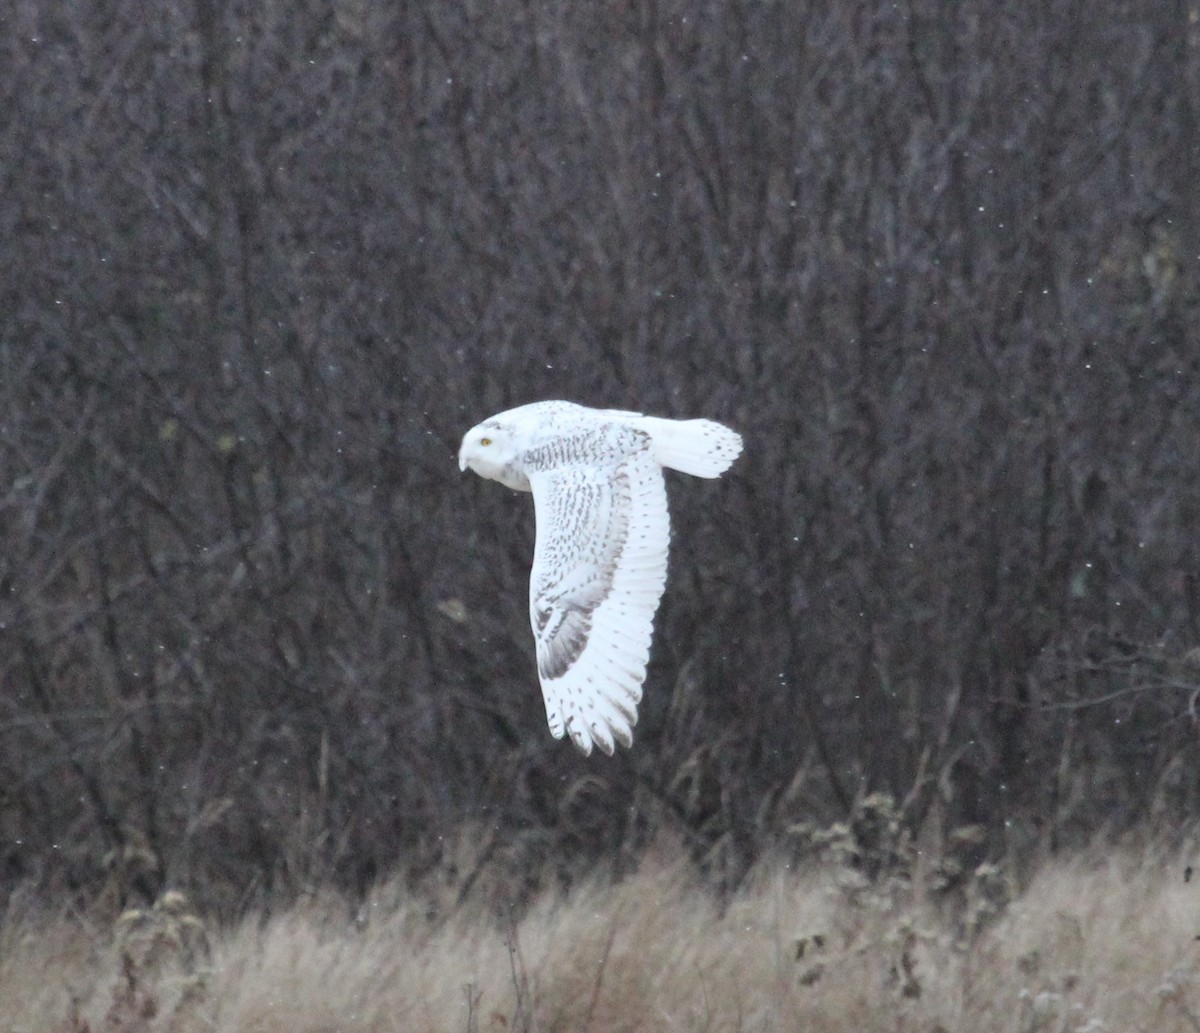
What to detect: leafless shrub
<box><xmin>0</xmin><ymin>0</ymin><xmax>1196</xmax><ymax>911</ymax></box>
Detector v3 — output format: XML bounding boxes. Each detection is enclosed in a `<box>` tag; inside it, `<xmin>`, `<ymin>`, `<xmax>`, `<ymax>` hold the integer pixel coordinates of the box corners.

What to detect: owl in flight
<box><xmin>458</xmin><ymin>400</ymin><xmax>743</xmax><ymax>756</ymax></box>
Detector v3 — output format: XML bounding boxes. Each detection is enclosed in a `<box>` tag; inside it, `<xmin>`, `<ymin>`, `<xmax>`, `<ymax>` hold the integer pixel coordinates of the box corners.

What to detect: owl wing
<box><xmin>526</xmin><ymin>443</ymin><xmax>670</xmax><ymax>755</ymax></box>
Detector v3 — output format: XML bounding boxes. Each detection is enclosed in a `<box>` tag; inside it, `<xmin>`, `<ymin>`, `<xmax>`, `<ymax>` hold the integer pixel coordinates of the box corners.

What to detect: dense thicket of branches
<box><xmin>2</xmin><ymin>0</ymin><xmax>1198</xmax><ymax>913</ymax></box>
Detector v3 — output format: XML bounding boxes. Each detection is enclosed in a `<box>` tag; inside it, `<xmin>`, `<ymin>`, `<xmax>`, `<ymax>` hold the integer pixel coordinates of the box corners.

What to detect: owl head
<box><xmin>458</xmin><ymin>419</ymin><xmax>529</xmax><ymax>490</ymax></box>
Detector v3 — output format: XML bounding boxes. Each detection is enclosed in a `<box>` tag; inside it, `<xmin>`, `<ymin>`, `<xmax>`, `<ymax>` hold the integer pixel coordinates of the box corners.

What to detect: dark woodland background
<box><xmin>1</xmin><ymin>0</ymin><xmax>1198</xmax><ymax>916</ymax></box>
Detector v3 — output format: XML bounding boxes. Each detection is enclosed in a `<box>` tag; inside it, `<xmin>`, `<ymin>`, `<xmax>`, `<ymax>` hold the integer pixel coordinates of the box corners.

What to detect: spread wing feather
<box><xmin>527</xmin><ymin>444</ymin><xmax>670</xmax><ymax>756</ymax></box>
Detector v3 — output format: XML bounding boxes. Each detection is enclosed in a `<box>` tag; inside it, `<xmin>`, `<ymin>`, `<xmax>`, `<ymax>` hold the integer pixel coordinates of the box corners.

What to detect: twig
<box><xmin>581</xmin><ymin>915</ymin><xmax>620</xmax><ymax>1033</ymax></box>
<box><xmin>505</xmin><ymin>914</ymin><xmax>539</xmax><ymax>1033</ymax></box>
<box><xmin>462</xmin><ymin>981</ymin><xmax>481</xmax><ymax>1033</ymax></box>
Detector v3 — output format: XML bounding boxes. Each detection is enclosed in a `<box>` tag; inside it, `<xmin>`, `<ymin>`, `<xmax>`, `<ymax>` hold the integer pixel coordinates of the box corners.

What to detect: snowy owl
<box><xmin>458</xmin><ymin>400</ymin><xmax>743</xmax><ymax>756</ymax></box>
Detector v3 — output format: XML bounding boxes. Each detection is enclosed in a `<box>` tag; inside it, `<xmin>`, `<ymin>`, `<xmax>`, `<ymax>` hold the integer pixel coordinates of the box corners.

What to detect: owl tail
<box><xmin>637</xmin><ymin>416</ymin><xmax>744</xmax><ymax>478</ymax></box>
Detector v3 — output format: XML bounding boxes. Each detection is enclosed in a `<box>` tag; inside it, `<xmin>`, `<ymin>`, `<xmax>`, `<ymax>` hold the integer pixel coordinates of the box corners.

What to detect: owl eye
<box><xmin>480</xmin><ymin>437</ymin><xmax>492</xmax><ymax>446</ymax></box>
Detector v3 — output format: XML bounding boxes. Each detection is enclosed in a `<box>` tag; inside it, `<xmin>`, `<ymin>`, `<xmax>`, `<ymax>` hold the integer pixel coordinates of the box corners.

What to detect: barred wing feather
<box><xmin>527</xmin><ymin>447</ymin><xmax>670</xmax><ymax>755</ymax></box>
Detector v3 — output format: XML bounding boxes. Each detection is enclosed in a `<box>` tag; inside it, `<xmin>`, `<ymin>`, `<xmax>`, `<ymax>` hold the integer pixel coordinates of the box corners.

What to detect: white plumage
<box><xmin>458</xmin><ymin>400</ymin><xmax>743</xmax><ymax>756</ymax></box>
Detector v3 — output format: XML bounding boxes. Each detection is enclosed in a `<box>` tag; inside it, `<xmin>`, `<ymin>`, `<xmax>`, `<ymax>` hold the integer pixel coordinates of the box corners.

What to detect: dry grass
<box><xmin>4</xmin><ymin>841</ymin><xmax>1199</xmax><ymax>1033</ymax></box>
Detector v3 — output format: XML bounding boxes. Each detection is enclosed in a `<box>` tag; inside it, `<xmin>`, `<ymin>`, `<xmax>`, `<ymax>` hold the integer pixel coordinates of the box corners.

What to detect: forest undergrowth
<box><xmin>4</xmin><ymin>803</ymin><xmax>1199</xmax><ymax>1033</ymax></box>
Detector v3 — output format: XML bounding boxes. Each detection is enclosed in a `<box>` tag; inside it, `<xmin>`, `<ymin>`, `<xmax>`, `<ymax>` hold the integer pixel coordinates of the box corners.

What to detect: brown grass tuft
<box><xmin>3</xmin><ymin>843</ymin><xmax>1199</xmax><ymax>1032</ymax></box>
